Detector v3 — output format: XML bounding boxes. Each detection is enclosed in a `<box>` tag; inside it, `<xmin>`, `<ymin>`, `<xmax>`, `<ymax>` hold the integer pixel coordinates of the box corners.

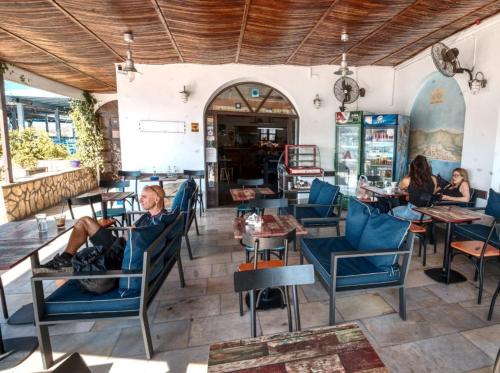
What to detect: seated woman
<box><xmin>440</xmin><ymin>168</ymin><xmax>471</xmax><ymax>203</ymax></box>
<box><xmin>391</xmin><ymin>155</ymin><xmax>438</xmax><ymax>221</ymax></box>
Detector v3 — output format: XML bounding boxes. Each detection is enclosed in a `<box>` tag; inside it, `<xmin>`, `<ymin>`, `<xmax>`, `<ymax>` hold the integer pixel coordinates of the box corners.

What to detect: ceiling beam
<box><xmin>285</xmin><ymin>0</ymin><xmax>340</xmax><ymax>64</ymax></box>
<box><xmin>48</xmin><ymin>0</ymin><xmax>124</xmax><ymax>62</ymax></box>
<box><xmin>328</xmin><ymin>0</ymin><xmax>421</xmax><ymax>65</ymax></box>
<box><xmin>0</xmin><ymin>26</ymin><xmax>115</xmax><ymax>90</ymax></box>
<box><xmin>150</xmin><ymin>0</ymin><xmax>184</xmax><ymax>63</ymax></box>
<box><xmin>235</xmin><ymin>0</ymin><xmax>251</xmax><ymax>63</ymax></box>
<box><xmin>371</xmin><ymin>0</ymin><xmax>500</xmax><ymax>65</ymax></box>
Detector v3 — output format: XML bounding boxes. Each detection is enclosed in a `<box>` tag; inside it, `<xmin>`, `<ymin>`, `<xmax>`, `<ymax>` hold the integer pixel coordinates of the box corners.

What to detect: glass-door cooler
<box><xmin>334</xmin><ymin>111</ymin><xmax>363</xmax><ymax>197</ymax></box>
<box><xmin>363</xmin><ymin>114</ymin><xmax>410</xmax><ymax>186</ymax></box>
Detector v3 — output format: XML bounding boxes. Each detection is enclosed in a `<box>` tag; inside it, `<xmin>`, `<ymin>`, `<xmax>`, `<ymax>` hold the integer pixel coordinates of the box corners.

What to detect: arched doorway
<box><xmin>96</xmin><ymin>100</ymin><xmax>122</xmax><ymax>180</ymax></box>
<box><xmin>204</xmin><ymin>82</ymin><xmax>299</xmax><ymax>207</ymax></box>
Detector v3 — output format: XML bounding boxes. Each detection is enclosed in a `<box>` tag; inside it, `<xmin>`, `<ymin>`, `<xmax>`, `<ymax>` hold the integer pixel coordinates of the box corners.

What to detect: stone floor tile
<box><xmin>461</xmin><ymin>324</ymin><xmax>500</xmax><ymax>360</ymax></box>
<box><xmin>152</xmin><ymin>345</ymin><xmax>209</xmax><ymax>373</ymax></box>
<box><xmin>183</xmin><ymin>252</ymin><xmax>232</xmax><ymax>267</ymax></box>
<box><xmin>378</xmin><ymin>287</ymin><xmax>445</xmax><ymax>312</ymax></box>
<box><xmin>189</xmin><ymin>312</ymin><xmax>257</xmax><ymax>347</ymax></box>
<box><xmin>300</xmin><ymin>281</ymin><xmax>329</xmax><ymax>302</ymax></box>
<box><xmin>336</xmin><ymin>293</ymin><xmax>395</xmax><ymax>321</ymax></box>
<box><xmin>405</xmin><ymin>269</ymin><xmax>442</xmax><ymax>288</ymax></box>
<box><xmin>460</xmin><ymin>296</ymin><xmax>500</xmax><ymax>324</ymax></box>
<box><xmin>93</xmin><ymin>302</ymin><xmax>160</xmax><ymax>330</ymax></box>
<box><xmin>157</xmin><ymin>278</ymin><xmax>208</xmax><ymax>301</ymax></box>
<box><xmin>112</xmin><ymin>319</ymin><xmax>190</xmax><ymax>357</ymax></box>
<box><xmin>362</xmin><ymin>310</ymin><xmax>441</xmax><ymax>347</ymax></box>
<box><xmin>379</xmin><ymin>334</ymin><xmax>493</xmax><ymax>373</ymax></box>
<box><xmin>154</xmin><ymin>295</ymin><xmax>220</xmax><ymax>323</ymax></box>
<box><xmin>220</xmin><ymin>292</ymin><xmax>241</xmax><ymax>315</ymax></box>
<box><xmin>417</xmin><ymin>303</ymin><xmax>486</xmax><ymax>334</ymax></box>
<box><xmin>427</xmin><ymin>281</ymin><xmax>488</xmax><ymax>304</ymax></box>
<box><xmin>183</xmin><ymin>264</ymin><xmax>213</xmax><ymax>280</ymax></box>
<box><xmin>49</xmin><ymin>329</ymin><xmax>122</xmax><ymax>358</ymax></box>
<box><xmin>211</xmin><ymin>262</ymin><xmax>238</xmax><ymax>278</ymax></box>
<box><xmin>207</xmin><ymin>275</ymin><xmax>234</xmax><ymax>295</ymax></box>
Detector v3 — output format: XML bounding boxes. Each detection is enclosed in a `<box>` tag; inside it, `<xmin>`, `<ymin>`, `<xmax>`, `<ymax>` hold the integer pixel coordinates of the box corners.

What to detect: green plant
<box><xmin>8</xmin><ymin>128</ymin><xmax>69</xmax><ymax>169</ymax></box>
<box><xmin>69</xmin><ymin>92</ymin><xmax>104</xmax><ymax>174</ymax></box>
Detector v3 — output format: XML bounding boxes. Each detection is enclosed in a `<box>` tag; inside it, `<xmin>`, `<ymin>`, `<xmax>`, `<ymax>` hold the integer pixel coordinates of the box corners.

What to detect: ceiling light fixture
<box><xmin>118</xmin><ymin>31</ymin><xmax>138</xmax><ymax>82</ymax></box>
<box><xmin>334</xmin><ymin>32</ymin><xmax>353</xmax><ymax>77</ymax></box>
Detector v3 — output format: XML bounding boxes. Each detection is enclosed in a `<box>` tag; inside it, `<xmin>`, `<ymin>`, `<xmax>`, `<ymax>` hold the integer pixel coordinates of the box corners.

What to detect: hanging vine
<box><xmin>69</xmin><ymin>92</ymin><xmax>104</xmax><ymax>175</ymax></box>
<box><xmin>0</xmin><ymin>60</ymin><xmax>30</xmax><ymax>84</ymax></box>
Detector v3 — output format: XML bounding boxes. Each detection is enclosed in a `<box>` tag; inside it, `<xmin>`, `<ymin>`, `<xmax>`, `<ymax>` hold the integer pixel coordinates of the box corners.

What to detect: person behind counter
<box><xmin>440</xmin><ymin>168</ymin><xmax>471</xmax><ymax>203</ymax></box>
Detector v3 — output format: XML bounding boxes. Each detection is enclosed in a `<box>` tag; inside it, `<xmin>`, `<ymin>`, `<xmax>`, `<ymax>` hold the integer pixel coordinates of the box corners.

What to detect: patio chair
<box><xmin>291</xmin><ymin>178</ymin><xmax>343</xmax><ymax>235</ymax></box>
<box><xmin>67</xmin><ymin>194</ymin><xmax>118</xmax><ymax>228</ymax></box>
<box><xmin>170</xmin><ymin>179</ymin><xmax>198</xmax><ymax>259</ymax></box>
<box><xmin>236</xmin><ymin>178</ymin><xmax>264</xmax><ymax>217</ymax></box>
<box><xmin>118</xmin><ymin>170</ymin><xmax>142</xmax><ymax>209</ymax></box>
<box><xmin>237</xmin><ymin>229</ymin><xmax>296</xmax><ymax>321</ymax></box>
<box><xmin>184</xmin><ymin>169</ymin><xmax>205</xmax><ymax>217</ymax></box>
<box><xmin>99</xmin><ymin>179</ymin><xmax>135</xmax><ymax>210</ymax></box>
<box><xmin>489</xmin><ymin>277</ymin><xmax>500</xmax><ymax>320</ymax></box>
<box><xmin>234</xmin><ymin>264</ymin><xmax>314</xmax><ymax>337</ymax></box>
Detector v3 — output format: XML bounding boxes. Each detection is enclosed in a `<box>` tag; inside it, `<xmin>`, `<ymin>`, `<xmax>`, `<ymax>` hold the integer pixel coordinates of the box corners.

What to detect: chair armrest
<box><xmin>32</xmin><ymin>269</ymin><xmax>143</xmax><ymax>282</ymax></box>
<box><xmin>300</xmin><ymin>217</ymin><xmax>343</xmax><ymax>225</ymax></box>
<box><xmin>294</xmin><ymin>203</ymin><xmax>336</xmax><ymax>208</ymax></box>
<box><xmin>331</xmin><ymin>248</ymin><xmax>411</xmax><ymax>259</ymax></box>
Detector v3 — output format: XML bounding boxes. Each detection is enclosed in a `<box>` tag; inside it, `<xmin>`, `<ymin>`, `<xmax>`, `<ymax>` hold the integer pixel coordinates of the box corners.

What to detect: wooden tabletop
<box><xmin>234</xmin><ymin>214</ymin><xmax>307</xmax><ymax>240</ymax></box>
<box><xmin>230</xmin><ymin>188</ymin><xmax>275</xmax><ymax>202</ymax></box>
<box><xmin>0</xmin><ymin>219</ymin><xmax>74</xmax><ymax>270</ymax></box>
<box><xmin>208</xmin><ymin>322</ymin><xmax>387</xmax><ymax>372</ymax></box>
<box><xmin>77</xmin><ymin>191</ymin><xmax>135</xmax><ymax>202</ymax></box>
<box><xmin>361</xmin><ymin>185</ymin><xmax>406</xmax><ymax>198</ymax></box>
<box><xmin>413</xmin><ymin>205</ymin><xmax>485</xmax><ymax>224</ymax></box>
<box><xmin>139</xmin><ymin>176</ymin><xmax>181</xmax><ymax>183</ymax></box>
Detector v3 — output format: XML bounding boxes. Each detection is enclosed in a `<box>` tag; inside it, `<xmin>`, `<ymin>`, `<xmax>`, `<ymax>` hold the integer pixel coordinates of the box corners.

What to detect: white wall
<box><xmin>394</xmin><ymin>14</ymin><xmax>500</xmax><ymax>192</ymax></box>
<box><xmin>117</xmin><ymin>64</ymin><xmax>395</xmax><ymax>174</ymax></box>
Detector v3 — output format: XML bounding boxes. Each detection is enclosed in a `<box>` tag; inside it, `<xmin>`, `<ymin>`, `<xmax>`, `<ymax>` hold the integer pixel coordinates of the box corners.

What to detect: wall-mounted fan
<box><xmin>431</xmin><ymin>42</ymin><xmax>473</xmax><ymax>80</ymax></box>
<box><xmin>333</xmin><ymin>77</ymin><xmax>365</xmax><ymax>112</ymax></box>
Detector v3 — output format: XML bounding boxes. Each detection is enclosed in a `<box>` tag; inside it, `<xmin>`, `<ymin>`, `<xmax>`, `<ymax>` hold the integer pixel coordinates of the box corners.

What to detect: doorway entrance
<box><xmin>204</xmin><ymin>82</ymin><xmax>298</xmax><ymax>207</ymax></box>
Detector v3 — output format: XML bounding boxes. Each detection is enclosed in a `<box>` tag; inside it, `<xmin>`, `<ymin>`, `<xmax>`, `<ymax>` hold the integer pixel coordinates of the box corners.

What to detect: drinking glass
<box><xmin>36</xmin><ymin>213</ymin><xmax>48</xmax><ymax>233</ymax></box>
<box><xmin>54</xmin><ymin>214</ymin><xmax>66</xmax><ymax>228</ymax></box>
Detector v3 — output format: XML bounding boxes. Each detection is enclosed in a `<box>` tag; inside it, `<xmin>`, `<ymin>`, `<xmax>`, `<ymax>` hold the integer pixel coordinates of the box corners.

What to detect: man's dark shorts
<box><xmin>89</xmin><ymin>227</ymin><xmax>126</xmax><ymax>269</ymax></box>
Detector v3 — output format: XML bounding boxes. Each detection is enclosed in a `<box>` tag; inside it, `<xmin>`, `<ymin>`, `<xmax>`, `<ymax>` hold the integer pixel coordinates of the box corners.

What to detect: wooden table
<box><xmin>139</xmin><ymin>176</ymin><xmax>183</xmax><ymax>189</ymax></box>
<box><xmin>76</xmin><ymin>191</ymin><xmax>135</xmax><ymax>219</ymax></box>
<box><xmin>208</xmin><ymin>322</ymin><xmax>387</xmax><ymax>372</ymax></box>
<box><xmin>0</xmin><ymin>219</ymin><xmax>74</xmax><ymax>364</ymax></box>
<box><xmin>234</xmin><ymin>214</ymin><xmax>307</xmax><ymax>240</ymax></box>
<box><xmin>414</xmin><ymin>205</ymin><xmax>484</xmax><ymax>284</ymax></box>
<box><xmin>230</xmin><ymin>188</ymin><xmax>275</xmax><ymax>202</ymax></box>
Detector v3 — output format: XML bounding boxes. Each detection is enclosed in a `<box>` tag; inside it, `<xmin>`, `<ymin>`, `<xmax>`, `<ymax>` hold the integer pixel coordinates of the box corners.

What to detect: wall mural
<box><xmin>409</xmin><ymin>71</ymin><xmax>465</xmax><ymax>178</ymax></box>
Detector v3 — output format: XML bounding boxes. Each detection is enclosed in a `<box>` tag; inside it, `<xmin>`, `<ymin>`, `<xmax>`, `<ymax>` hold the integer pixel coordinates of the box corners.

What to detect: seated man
<box><xmin>41</xmin><ymin>185</ymin><xmax>170</xmax><ymax>271</ymax></box>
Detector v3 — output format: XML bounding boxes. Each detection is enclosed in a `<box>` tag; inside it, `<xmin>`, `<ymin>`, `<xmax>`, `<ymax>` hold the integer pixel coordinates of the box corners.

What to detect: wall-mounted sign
<box><xmin>191</xmin><ymin>122</ymin><xmax>199</xmax><ymax>132</ymax></box>
<box><xmin>251</xmin><ymin>88</ymin><xmax>260</xmax><ymax>98</ymax></box>
<box><xmin>139</xmin><ymin>120</ymin><xmax>185</xmax><ymax>133</ymax></box>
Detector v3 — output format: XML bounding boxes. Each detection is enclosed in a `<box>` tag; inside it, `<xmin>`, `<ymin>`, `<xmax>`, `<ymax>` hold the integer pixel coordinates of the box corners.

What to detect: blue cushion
<box><xmin>357</xmin><ymin>213</ymin><xmax>409</xmax><ymax>269</ymax></box>
<box><xmin>308</xmin><ymin>178</ymin><xmax>324</xmax><ymax>204</ymax></box>
<box><xmin>119</xmin><ymin>223</ymin><xmax>167</xmax><ymax>296</ymax></box>
<box><xmin>314</xmin><ymin>183</ymin><xmax>339</xmax><ymax>217</ymax></box>
<box><xmin>171</xmin><ymin>179</ymin><xmax>196</xmax><ymax>213</ymax></box>
<box><xmin>345</xmin><ymin>197</ymin><xmax>371</xmax><ymax>247</ymax></box>
<box><xmin>455</xmin><ymin>223</ymin><xmax>499</xmax><ymax>248</ymax></box>
<box><xmin>300</xmin><ymin>236</ymin><xmax>400</xmax><ymax>287</ymax></box>
<box><xmin>485</xmin><ymin>189</ymin><xmax>500</xmax><ymax>218</ymax></box>
<box><xmin>45</xmin><ymin>280</ymin><xmax>140</xmax><ymax>316</ymax></box>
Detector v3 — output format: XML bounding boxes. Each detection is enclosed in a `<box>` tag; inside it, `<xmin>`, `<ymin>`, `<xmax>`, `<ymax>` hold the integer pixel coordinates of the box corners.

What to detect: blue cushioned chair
<box><xmin>300</xmin><ymin>197</ymin><xmax>414</xmax><ymax>325</ymax></box>
<box><xmin>31</xmin><ymin>213</ymin><xmax>185</xmax><ymax>370</ymax></box>
<box><xmin>291</xmin><ymin>178</ymin><xmax>343</xmax><ymax>235</ymax></box>
<box><xmin>171</xmin><ymin>179</ymin><xmax>199</xmax><ymax>259</ymax></box>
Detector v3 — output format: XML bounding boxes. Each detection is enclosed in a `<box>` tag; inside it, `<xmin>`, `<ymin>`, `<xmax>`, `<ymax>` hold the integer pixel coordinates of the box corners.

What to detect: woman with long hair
<box><xmin>441</xmin><ymin>168</ymin><xmax>471</xmax><ymax>203</ymax></box>
<box><xmin>391</xmin><ymin>155</ymin><xmax>438</xmax><ymax>220</ymax></box>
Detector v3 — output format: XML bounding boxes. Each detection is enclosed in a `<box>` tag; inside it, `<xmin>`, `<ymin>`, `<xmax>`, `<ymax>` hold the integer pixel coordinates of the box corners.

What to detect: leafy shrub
<box><xmin>8</xmin><ymin>128</ymin><xmax>69</xmax><ymax>169</ymax></box>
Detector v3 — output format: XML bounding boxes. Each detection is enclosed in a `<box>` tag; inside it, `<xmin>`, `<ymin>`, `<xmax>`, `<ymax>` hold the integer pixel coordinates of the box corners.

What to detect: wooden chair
<box><xmin>237</xmin><ymin>229</ymin><xmax>296</xmax><ymax>319</ymax></box>
<box><xmin>235</xmin><ymin>178</ymin><xmax>264</xmax><ymax>217</ymax></box>
<box><xmin>234</xmin><ymin>264</ymin><xmax>314</xmax><ymax>337</ymax></box>
<box><xmin>449</xmin><ymin>219</ymin><xmax>500</xmax><ymax>304</ymax></box>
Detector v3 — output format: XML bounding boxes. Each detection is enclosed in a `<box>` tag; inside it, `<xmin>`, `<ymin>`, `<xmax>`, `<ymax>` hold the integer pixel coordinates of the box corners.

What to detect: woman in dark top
<box><xmin>441</xmin><ymin>168</ymin><xmax>471</xmax><ymax>203</ymax></box>
<box><xmin>392</xmin><ymin>155</ymin><xmax>437</xmax><ymax>220</ymax></box>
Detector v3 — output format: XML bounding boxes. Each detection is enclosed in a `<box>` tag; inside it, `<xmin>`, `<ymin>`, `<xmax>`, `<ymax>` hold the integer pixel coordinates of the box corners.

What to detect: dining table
<box><xmin>0</xmin><ymin>219</ymin><xmax>74</xmax><ymax>366</ymax></box>
<box><xmin>229</xmin><ymin>187</ymin><xmax>275</xmax><ymax>202</ymax></box>
<box><xmin>208</xmin><ymin>322</ymin><xmax>387</xmax><ymax>372</ymax></box>
<box><xmin>360</xmin><ymin>185</ymin><xmax>407</xmax><ymax>211</ymax></box>
<box><xmin>413</xmin><ymin>205</ymin><xmax>485</xmax><ymax>284</ymax></box>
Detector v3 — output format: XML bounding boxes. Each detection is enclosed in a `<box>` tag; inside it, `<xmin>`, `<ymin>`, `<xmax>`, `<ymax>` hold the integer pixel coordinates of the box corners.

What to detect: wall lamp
<box><xmin>469</xmin><ymin>72</ymin><xmax>487</xmax><ymax>95</ymax></box>
<box><xmin>180</xmin><ymin>86</ymin><xmax>190</xmax><ymax>103</ymax></box>
<box><xmin>313</xmin><ymin>94</ymin><xmax>322</xmax><ymax>109</ymax></box>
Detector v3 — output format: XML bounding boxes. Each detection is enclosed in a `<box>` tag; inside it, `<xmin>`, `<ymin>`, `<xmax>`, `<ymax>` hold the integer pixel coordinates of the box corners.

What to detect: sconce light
<box><xmin>180</xmin><ymin>86</ymin><xmax>190</xmax><ymax>103</ymax></box>
<box><xmin>117</xmin><ymin>31</ymin><xmax>138</xmax><ymax>82</ymax></box>
<box><xmin>469</xmin><ymin>72</ymin><xmax>487</xmax><ymax>95</ymax></box>
<box><xmin>313</xmin><ymin>94</ymin><xmax>322</xmax><ymax>109</ymax></box>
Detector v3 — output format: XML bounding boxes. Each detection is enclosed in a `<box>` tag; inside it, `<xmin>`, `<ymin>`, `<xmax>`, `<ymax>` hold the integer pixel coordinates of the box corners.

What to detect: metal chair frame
<box><xmin>118</xmin><ymin>170</ymin><xmax>142</xmax><ymax>209</ymax></box>
<box><xmin>184</xmin><ymin>170</ymin><xmax>205</xmax><ymax>218</ymax></box>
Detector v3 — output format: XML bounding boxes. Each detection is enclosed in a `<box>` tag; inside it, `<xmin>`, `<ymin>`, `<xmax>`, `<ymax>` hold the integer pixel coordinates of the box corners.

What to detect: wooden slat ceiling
<box><xmin>0</xmin><ymin>0</ymin><xmax>499</xmax><ymax>93</ymax></box>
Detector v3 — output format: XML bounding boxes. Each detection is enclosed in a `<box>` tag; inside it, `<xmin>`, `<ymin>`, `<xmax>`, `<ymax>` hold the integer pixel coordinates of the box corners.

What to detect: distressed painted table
<box><xmin>233</xmin><ymin>214</ymin><xmax>307</xmax><ymax>240</ymax></box>
<box><xmin>414</xmin><ymin>205</ymin><xmax>484</xmax><ymax>284</ymax></box>
<box><xmin>230</xmin><ymin>188</ymin><xmax>275</xmax><ymax>202</ymax></box>
<box><xmin>208</xmin><ymin>322</ymin><xmax>387</xmax><ymax>372</ymax></box>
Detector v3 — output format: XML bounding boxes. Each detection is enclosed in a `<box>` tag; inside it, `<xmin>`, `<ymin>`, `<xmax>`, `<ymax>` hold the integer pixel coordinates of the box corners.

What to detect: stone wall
<box><xmin>0</xmin><ymin>168</ymin><xmax>97</xmax><ymax>222</ymax></box>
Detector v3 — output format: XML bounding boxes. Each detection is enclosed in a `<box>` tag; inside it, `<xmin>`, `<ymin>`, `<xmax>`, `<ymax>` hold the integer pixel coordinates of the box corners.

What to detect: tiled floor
<box><xmin>0</xmin><ymin>206</ymin><xmax>499</xmax><ymax>372</ymax></box>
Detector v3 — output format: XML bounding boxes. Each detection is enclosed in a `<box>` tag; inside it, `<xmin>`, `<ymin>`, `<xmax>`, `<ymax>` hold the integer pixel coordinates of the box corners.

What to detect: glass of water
<box><xmin>35</xmin><ymin>213</ymin><xmax>48</xmax><ymax>233</ymax></box>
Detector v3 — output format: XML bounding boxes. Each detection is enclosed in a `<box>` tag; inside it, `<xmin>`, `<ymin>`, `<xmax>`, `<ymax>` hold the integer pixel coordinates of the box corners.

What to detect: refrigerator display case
<box><xmin>334</xmin><ymin>111</ymin><xmax>363</xmax><ymax>197</ymax></box>
<box><xmin>363</xmin><ymin>114</ymin><xmax>410</xmax><ymax>186</ymax></box>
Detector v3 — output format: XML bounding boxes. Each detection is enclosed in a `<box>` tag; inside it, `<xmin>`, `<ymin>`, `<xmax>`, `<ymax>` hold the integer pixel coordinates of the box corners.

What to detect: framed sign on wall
<box><xmin>139</xmin><ymin>120</ymin><xmax>186</xmax><ymax>133</ymax></box>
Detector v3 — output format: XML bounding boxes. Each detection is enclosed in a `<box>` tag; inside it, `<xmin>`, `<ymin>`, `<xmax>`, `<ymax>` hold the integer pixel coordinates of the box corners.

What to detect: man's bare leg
<box><xmin>64</xmin><ymin>216</ymin><xmax>101</xmax><ymax>255</ymax></box>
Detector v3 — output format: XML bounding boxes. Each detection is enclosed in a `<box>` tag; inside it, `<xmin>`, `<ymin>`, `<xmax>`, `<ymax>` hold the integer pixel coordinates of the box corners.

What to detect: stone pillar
<box><xmin>16</xmin><ymin>102</ymin><xmax>24</xmax><ymax>129</ymax></box>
